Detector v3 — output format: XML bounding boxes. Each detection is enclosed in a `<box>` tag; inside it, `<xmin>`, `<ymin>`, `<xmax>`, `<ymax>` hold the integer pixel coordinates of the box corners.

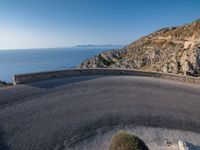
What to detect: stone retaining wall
<box><xmin>13</xmin><ymin>68</ymin><xmax>200</xmax><ymax>85</ymax></box>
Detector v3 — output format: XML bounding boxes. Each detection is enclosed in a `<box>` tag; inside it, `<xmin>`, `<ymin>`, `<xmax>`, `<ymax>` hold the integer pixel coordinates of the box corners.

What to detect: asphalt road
<box><xmin>0</xmin><ymin>75</ymin><xmax>200</xmax><ymax>150</ymax></box>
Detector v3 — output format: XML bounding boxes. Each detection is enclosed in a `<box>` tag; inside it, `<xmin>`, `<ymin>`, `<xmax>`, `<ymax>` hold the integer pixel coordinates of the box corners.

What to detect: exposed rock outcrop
<box><xmin>79</xmin><ymin>19</ymin><xmax>200</xmax><ymax>77</ymax></box>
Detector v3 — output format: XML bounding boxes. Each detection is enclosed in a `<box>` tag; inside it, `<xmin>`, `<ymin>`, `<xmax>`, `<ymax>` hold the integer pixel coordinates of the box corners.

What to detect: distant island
<box><xmin>75</xmin><ymin>44</ymin><xmax>125</xmax><ymax>48</ymax></box>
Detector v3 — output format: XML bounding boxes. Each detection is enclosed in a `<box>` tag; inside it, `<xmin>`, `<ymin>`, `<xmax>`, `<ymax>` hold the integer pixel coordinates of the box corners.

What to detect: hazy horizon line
<box><xmin>0</xmin><ymin>44</ymin><xmax>125</xmax><ymax>50</ymax></box>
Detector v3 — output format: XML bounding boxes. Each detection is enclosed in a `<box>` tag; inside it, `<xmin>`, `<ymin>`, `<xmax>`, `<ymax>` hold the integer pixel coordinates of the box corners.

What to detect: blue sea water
<box><xmin>0</xmin><ymin>46</ymin><xmax>122</xmax><ymax>82</ymax></box>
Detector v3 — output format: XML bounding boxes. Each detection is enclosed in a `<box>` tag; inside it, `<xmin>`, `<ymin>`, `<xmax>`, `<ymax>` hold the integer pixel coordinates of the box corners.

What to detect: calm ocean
<box><xmin>0</xmin><ymin>46</ymin><xmax>122</xmax><ymax>82</ymax></box>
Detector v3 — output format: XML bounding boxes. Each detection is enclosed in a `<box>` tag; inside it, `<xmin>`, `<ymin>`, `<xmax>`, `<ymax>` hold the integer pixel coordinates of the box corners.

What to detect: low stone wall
<box><xmin>13</xmin><ymin>68</ymin><xmax>200</xmax><ymax>85</ymax></box>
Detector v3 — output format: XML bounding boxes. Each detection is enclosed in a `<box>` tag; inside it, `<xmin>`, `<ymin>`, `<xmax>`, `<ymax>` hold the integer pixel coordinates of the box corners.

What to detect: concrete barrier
<box><xmin>13</xmin><ymin>68</ymin><xmax>200</xmax><ymax>85</ymax></box>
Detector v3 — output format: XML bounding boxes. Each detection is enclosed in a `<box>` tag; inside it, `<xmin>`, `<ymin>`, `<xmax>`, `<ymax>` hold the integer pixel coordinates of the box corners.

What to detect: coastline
<box><xmin>0</xmin><ymin>46</ymin><xmax>122</xmax><ymax>83</ymax></box>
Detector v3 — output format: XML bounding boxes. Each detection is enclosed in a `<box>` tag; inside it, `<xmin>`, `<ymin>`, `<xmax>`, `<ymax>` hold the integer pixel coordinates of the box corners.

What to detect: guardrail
<box><xmin>13</xmin><ymin>68</ymin><xmax>200</xmax><ymax>85</ymax></box>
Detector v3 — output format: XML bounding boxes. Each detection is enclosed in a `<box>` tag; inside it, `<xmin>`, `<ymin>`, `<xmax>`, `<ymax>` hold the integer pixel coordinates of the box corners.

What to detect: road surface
<box><xmin>0</xmin><ymin>75</ymin><xmax>200</xmax><ymax>150</ymax></box>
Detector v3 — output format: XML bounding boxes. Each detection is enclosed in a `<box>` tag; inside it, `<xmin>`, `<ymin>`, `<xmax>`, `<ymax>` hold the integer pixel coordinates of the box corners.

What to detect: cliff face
<box><xmin>79</xmin><ymin>19</ymin><xmax>200</xmax><ymax>77</ymax></box>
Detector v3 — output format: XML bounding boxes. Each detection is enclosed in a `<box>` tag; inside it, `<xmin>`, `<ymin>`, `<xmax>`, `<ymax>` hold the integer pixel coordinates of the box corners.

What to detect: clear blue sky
<box><xmin>0</xmin><ymin>0</ymin><xmax>200</xmax><ymax>49</ymax></box>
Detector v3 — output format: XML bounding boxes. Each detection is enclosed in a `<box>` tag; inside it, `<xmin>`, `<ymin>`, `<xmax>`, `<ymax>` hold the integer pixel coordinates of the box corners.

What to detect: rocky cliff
<box><xmin>79</xmin><ymin>19</ymin><xmax>200</xmax><ymax>77</ymax></box>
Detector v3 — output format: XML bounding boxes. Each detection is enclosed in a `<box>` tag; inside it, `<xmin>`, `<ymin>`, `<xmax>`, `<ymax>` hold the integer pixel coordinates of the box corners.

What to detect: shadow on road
<box><xmin>0</xmin><ymin>126</ymin><xmax>10</xmax><ymax>150</ymax></box>
<box><xmin>26</xmin><ymin>75</ymin><xmax>108</xmax><ymax>89</ymax></box>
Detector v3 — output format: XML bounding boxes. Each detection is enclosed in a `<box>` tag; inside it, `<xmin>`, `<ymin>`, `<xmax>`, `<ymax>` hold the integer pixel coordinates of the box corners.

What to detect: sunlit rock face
<box><xmin>79</xmin><ymin>19</ymin><xmax>200</xmax><ymax>77</ymax></box>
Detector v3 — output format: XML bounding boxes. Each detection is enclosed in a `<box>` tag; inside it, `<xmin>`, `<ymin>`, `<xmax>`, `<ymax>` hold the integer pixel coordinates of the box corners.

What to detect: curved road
<box><xmin>0</xmin><ymin>76</ymin><xmax>200</xmax><ymax>150</ymax></box>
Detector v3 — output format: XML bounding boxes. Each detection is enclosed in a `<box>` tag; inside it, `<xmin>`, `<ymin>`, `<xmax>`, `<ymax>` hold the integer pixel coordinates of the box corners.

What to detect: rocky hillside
<box><xmin>79</xmin><ymin>19</ymin><xmax>200</xmax><ymax>77</ymax></box>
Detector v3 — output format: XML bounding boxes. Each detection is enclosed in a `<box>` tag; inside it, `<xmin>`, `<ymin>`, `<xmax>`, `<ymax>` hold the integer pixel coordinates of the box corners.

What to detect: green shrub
<box><xmin>192</xmin><ymin>69</ymin><xmax>200</xmax><ymax>77</ymax></box>
<box><xmin>109</xmin><ymin>131</ymin><xmax>148</xmax><ymax>150</ymax></box>
<box><xmin>98</xmin><ymin>54</ymin><xmax>114</xmax><ymax>66</ymax></box>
